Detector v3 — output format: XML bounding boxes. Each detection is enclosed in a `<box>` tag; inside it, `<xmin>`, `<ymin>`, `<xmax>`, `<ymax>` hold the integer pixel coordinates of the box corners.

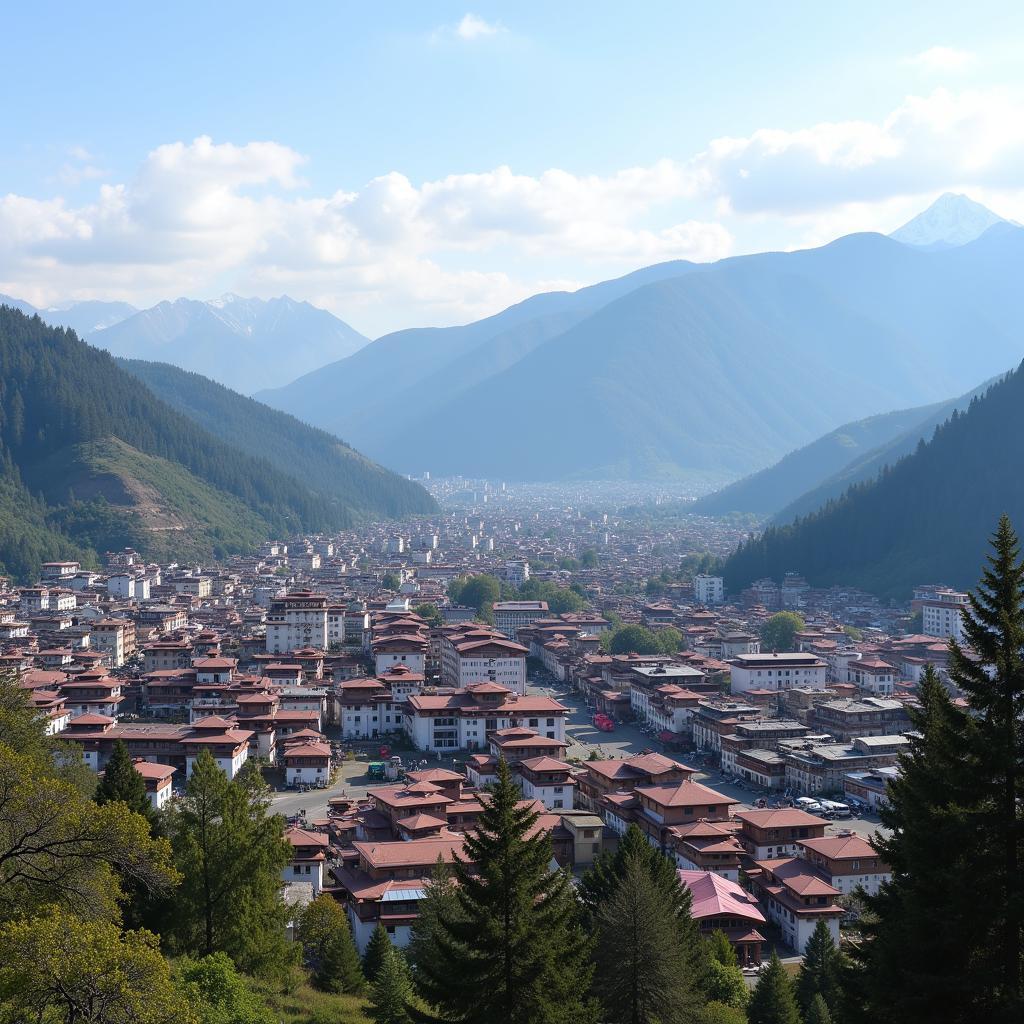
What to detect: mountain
<box><xmin>694</xmin><ymin>376</ymin><xmax>999</xmax><ymax>519</ymax></box>
<box><xmin>91</xmin><ymin>295</ymin><xmax>369</xmax><ymax>394</ymax></box>
<box><xmin>691</xmin><ymin>399</ymin><xmax>955</xmax><ymax>517</ymax></box>
<box><xmin>721</xmin><ymin>366</ymin><xmax>1024</xmax><ymax>599</ymax></box>
<box><xmin>0</xmin><ymin>306</ymin><xmax>432</xmax><ymax>580</ymax></box>
<box><xmin>0</xmin><ymin>296</ymin><xmax>137</xmax><ymax>334</ymax></box>
<box><xmin>254</xmin><ymin>260</ymin><xmax>703</xmax><ymax>467</ymax></box>
<box><xmin>118</xmin><ymin>358</ymin><xmax>437</xmax><ymax>519</ymax></box>
<box><xmin>256</xmin><ymin>223</ymin><xmax>1024</xmax><ymax>482</ymax></box>
<box><xmin>890</xmin><ymin>192</ymin><xmax>1007</xmax><ymax>249</ymax></box>
<box><xmin>771</xmin><ymin>376</ymin><xmax>1000</xmax><ymax>524</ymax></box>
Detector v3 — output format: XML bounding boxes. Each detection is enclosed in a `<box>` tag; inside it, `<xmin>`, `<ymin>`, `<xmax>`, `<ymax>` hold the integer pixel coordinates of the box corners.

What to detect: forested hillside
<box><xmin>722</xmin><ymin>368</ymin><xmax>1024</xmax><ymax>598</ymax></box>
<box><xmin>119</xmin><ymin>359</ymin><xmax>437</xmax><ymax>518</ymax></box>
<box><xmin>0</xmin><ymin>307</ymin><xmax>429</xmax><ymax>579</ymax></box>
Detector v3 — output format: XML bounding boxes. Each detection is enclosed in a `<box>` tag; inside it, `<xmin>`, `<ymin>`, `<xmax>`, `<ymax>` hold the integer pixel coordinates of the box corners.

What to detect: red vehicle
<box><xmin>593</xmin><ymin>713</ymin><xmax>616</xmax><ymax>733</ymax></box>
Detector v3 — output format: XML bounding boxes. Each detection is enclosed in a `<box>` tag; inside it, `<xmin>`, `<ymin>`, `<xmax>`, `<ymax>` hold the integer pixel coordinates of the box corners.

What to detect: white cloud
<box><xmin>909</xmin><ymin>46</ymin><xmax>975</xmax><ymax>73</ymax></box>
<box><xmin>693</xmin><ymin>87</ymin><xmax>1024</xmax><ymax>215</ymax></box>
<box><xmin>455</xmin><ymin>13</ymin><xmax>502</xmax><ymax>40</ymax></box>
<box><xmin>0</xmin><ymin>138</ymin><xmax>727</xmax><ymax>334</ymax></box>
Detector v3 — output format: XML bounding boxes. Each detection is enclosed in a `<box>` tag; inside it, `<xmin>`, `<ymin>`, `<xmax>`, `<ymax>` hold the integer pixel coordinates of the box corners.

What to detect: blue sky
<box><xmin>3</xmin><ymin>1</ymin><xmax>1024</xmax><ymax>335</ymax></box>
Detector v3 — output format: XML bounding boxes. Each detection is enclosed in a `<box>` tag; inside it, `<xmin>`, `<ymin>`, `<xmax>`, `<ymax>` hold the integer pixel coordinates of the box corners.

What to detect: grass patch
<box><xmin>250</xmin><ymin>975</ymin><xmax>372</xmax><ymax>1024</ymax></box>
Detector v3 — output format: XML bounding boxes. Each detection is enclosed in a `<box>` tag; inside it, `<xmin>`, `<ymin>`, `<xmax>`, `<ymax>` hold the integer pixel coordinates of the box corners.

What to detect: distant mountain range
<box><xmin>722</xmin><ymin>364</ymin><xmax>1024</xmax><ymax>599</ymax></box>
<box><xmin>693</xmin><ymin>376</ymin><xmax>999</xmax><ymax>520</ymax></box>
<box><xmin>0</xmin><ymin>293</ymin><xmax>369</xmax><ymax>395</ymax></box>
<box><xmin>0</xmin><ymin>306</ymin><xmax>434</xmax><ymax>581</ymax></box>
<box><xmin>257</xmin><ymin>195</ymin><xmax>1024</xmax><ymax>482</ymax></box>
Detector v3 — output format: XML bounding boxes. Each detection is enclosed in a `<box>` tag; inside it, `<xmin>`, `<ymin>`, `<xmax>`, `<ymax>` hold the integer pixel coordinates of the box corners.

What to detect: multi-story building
<box><xmin>492</xmin><ymin>601</ymin><xmax>549</xmax><ymax>639</ymax></box>
<box><xmin>729</xmin><ymin>652</ymin><xmax>828</xmax><ymax>694</ymax></box>
<box><xmin>90</xmin><ymin>619</ymin><xmax>136</xmax><ymax>668</ymax></box>
<box><xmin>403</xmin><ymin>683</ymin><xmax>568</xmax><ymax>753</ymax></box>
<box><xmin>694</xmin><ymin>575</ymin><xmax>725</xmax><ymax>606</ymax></box>
<box><xmin>797</xmin><ymin>835</ymin><xmax>891</xmax><ymax>896</ymax></box>
<box><xmin>748</xmin><ymin>857</ymin><xmax>842</xmax><ymax>953</ymax></box>
<box><xmin>921</xmin><ymin>588</ymin><xmax>968</xmax><ymax>642</ymax></box>
<box><xmin>679</xmin><ymin>869</ymin><xmax>766</xmax><ymax>965</ymax></box>
<box><xmin>266</xmin><ymin>591</ymin><xmax>328</xmax><ymax>654</ymax></box>
<box><xmin>734</xmin><ymin>808</ymin><xmax>829</xmax><ymax>860</ymax></box>
<box><xmin>439</xmin><ymin>626</ymin><xmax>528</xmax><ymax>694</ymax></box>
<box><xmin>781</xmin><ymin>735</ymin><xmax>910</xmax><ymax>794</ymax></box>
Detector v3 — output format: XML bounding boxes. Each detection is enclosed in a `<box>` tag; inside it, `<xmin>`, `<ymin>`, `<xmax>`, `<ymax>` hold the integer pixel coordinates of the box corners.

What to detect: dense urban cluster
<box><xmin>4</xmin><ymin>488</ymin><xmax>1015</xmax><ymax>1023</ymax></box>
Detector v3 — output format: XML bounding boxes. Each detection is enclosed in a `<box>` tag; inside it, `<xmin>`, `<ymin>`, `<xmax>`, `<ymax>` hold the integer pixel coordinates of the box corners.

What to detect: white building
<box><xmin>492</xmin><ymin>601</ymin><xmax>549</xmax><ymax>639</ymax></box>
<box><xmin>403</xmin><ymin>685</ymin><xmax>568</xmax><ymax>753</ymax></box>
<box><xmin>440</xmin><ymin>633</ymin><xmax>528</xmax><ymax>694</ymax></box>
<box><xmin>694</xmin><ymin>575</ymin><xmax>725</xmax><ymax>606</ymax></box>
<box><xmin>921</xmin><ymin>589</ymin><xmax>968</xmax><ymax>642</ymax></box>
<box><xmin>502</xmin><ymin>560</ymin><xmax>531</xmax><ymax>586</ymax></box>
<box><xmin>266</xmin><ymin>591</ymin><xmax>328</xmax><ymax>654</ymax></box>
<box><xmin>729</xmin><ymin>653</ymin><xmax>828</xmax><ymax>693</ymax></box>
<box><xmin>107</xmin><ymin>573</ymin><xmax>150</xmax><ymax>601</ymax></box>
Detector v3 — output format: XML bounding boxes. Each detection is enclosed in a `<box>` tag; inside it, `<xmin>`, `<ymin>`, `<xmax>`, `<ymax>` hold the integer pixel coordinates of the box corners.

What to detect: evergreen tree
<box><xmin>857</xmin><ymin>517</ymin><xmax>1024</xmax><ymax>1022</ymax></box>
<box><xmin>413</xmin><ymin>758</ymin><xmax>597</xmax><ymax>1023</ymax></box>
<box><xmin>593</xmin><ymin>853</ymin><xmax>702</xmax><ymax>1023</ymax></box>
<box><xmin>368</xmin><ymin>943</ymin><xmax>415</xmax><ymax>1024</ymax></box>
<box><xmin>95</xmin><ymin>739</ymin><xmax>152</xmax><ymax>818</ymax></box>
<box><xmin>805</xmin><ymin>993</ymin><xmax>834</xmax><ymax>1024</ymax></box>
<box><xmin>296</xmin><ymin>892</ymin><xmax>349</xmax><ymax>965</ymax></box>
<box><xmin>946</xmin><ymin>514</ymin><xmax>1024</xmax><ymax>1009</ymax></box>
<box><xmin>314</xmin><ymin>916</ymin><xmax>365</xmax><ymax>995</ymax></box>
<box><xmin>407</xmin><ymin>857</ymin><xmax>459</xmax><ymax>995</ymax></box>
<box><xmin>708</xmin><ymin>929</ymin><xmax>738</xmax><ymax>967</ymax></box>
<box><xmin>796</xmin><ymin>920</ymin><xmax>844</xmax><ymax>1020</ymax></box>
<box><xmin>747</xmin><ymin>953</ymin><xmax>801</xmax><ymax>1024</ymax></box>
<box><xmin>362</xmin><ymin>923</ymin><xmax>392</xmax><ymax>984</ymax></box>
<box><xmin>854</xmin><ymin>665</ymin><xmax>979</xmax><ymax>1022</ymax></box>
<box><xmin>580</xmin><ymin>823</ymin><xmax>707</xmax><ymax>993</ymax></box>
<box><xmin>166</xmin><ymin>750</ymin><xmax>293</xmax><ymax>977</ymax></box>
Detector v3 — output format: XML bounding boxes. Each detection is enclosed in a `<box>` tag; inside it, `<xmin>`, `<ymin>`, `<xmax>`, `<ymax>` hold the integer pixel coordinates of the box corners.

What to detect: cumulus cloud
<box><xmin>693</xmin><ymin>87</ymin><xmax>1024</xmax><ymax>215</ymax></box>
<box><xmin>909</xmin><ymin>46</ymin><xmax>975</xmax><ymax>73</ymax></box>
<box><xmin>0</xmin><ymin>137</ymin><xmax>727</xmax><ymax>333</ymax></box>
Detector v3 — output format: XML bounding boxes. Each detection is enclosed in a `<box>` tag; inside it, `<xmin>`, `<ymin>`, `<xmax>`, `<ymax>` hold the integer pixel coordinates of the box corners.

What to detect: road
<box><xmin>530</xmin><ymin>677</ymin><xmax>890</xmax><ymax>843</ymax></box>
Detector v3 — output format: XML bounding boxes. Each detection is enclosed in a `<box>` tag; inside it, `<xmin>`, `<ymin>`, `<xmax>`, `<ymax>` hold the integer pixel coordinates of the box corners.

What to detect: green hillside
<box><xmin>722</xmin><ymin>367</ymin><xmax>1024</xmax><ymax>599</ymax></box>
<box><xmin>118</xmin><ymin>358</ymin><xmax>437</xmax><ymax>518</ymax></box>
<box><xmin>0</xmin><ymin>306</ymin><xmax>431</xmax><ymax>579</ymax></box>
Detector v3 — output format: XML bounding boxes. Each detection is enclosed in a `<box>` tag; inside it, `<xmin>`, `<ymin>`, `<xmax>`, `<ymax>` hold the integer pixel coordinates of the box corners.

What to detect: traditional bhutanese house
<box><xmin>678</xmin><ymin>869</ymin><xmax>767</xmax><ymax>966</ymax></box>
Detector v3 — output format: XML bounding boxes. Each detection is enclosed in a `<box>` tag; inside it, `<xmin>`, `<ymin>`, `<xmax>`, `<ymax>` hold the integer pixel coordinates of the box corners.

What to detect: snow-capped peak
<box><xmin>890</xmin><ymin>192</ymin><xmax>1007</xmax><ymax>249</ymax></box>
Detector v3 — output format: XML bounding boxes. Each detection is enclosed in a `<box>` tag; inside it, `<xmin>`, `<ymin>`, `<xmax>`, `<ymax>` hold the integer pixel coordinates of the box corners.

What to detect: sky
<box><xmin>3</xmin><ymin>1</ymin><xmax>1024</xmax><ymax>337</ymax></box>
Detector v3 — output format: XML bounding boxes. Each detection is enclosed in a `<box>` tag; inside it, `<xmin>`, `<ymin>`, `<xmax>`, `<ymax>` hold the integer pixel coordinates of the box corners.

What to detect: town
<box><xmin>2</xmin><ymin>487</ymin><xmax>972</xmax><ymax>978</ymax></box>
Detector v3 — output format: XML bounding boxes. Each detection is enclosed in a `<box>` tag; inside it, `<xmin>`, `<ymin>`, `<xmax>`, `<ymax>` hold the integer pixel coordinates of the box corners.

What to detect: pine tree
<box><xmin>796</xmin><ymin>920</ymin><xmax>843</xmax><ymax>1020</ymax></box>
<box><xmin>856</xmin><ymin>517</ymin><xmax>1024</xmax><ymax>1023</ymax></box>
<box><xmin>362</xmin><ymin>923</ymin><xmax>391</xmax><ymax>985</ymax></box>
<box><xmin>593</xmin><ymin>852</ymin><xmax>702</xmax><ymax>1023</ymax></box>
<box><xmin>368</xmin><ymin>943</ymin><xmax>414</xmax><ymax>1024</ymax></box>
<box><xmin>413</xmin><ymin>758</ymin><xmax>597</xmax><ymax>1024</ymax></box>
<box><xmin>406</xmin><ymin>857</ymin><xmax>459</xmax><ymax>996</ymax></box>
<box><xmin>95</xmin><ymin>739</ymin><xmax>152</xmax><ymax>818</ymax></box>
<box><xmin>580</xmin><ymin>822</ymin><xmax>708</xmax><ymax>996</ymax></box>
<box><xmin>166</xmin><ymin>750</ymin><xmax>294</xmax><ymax>977</ymax></box>
<box><xmin>805</xmin><ymin>993</ymin><xmax>833</xmax><ymax>1024</ymax></box>
<box><xmin>747</xmin><ymin>953</ymin><xmax>801</xmax><ymax>1024</ymax></box>
<box><xmin>314</xmin><ymin>916</ymin><xmax>365</xmax><ymax>995</ymax></box>
<box><xmin>854</xmin><ymin>665</ymin><xmax>979</xmax><ymax>1022</ymax></box>
<box><xmin>707</xmin><ymin>929</ymin><xmax>738</xmax><ymax>968</ymax></box>
<box><xmin>946</xmin><ymin>514</ymin><xmax>1024</xmax><ymax>1010</ymax></box>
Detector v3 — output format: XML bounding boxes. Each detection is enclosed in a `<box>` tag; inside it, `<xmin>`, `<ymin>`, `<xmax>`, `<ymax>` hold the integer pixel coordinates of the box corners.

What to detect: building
<box><xmin>729</xmin><ymin>653</ymin><xmax>828</xmax><ymax>694</ymax></box>
<box><xmin>283</xmin><ymin>740</ymin><xmax>332</xmax><ymax>787</ymax></box>
<box><xmin>921</xmin><ymin>588</ymin><xmax>968</xmax><ymax>642</ymax></box>
<box><xmin>679</xmin><ymin>869</ymin><xmax>766</xmax><ymax>965</ymax></box>
<box><xmin>749</xmin><ymin>857</ymin><xmax>843</xmax><ymax>953</ymax></box>
<box><xmin>133</xmin><ymin>760</ymin><xmax>176</xmax><ymax>809</ymax></box>
<box><xmin>797</xmin><ymin>834</ymin><xmax>891</xmax><ymax>896</ymax></box>
<box><xmin>283</xmin><ymin>826</ymin><xmax>329</xmax><ymax>895</ymax></box>
<box><xmin>502</xmin><ymin>560</ymin><xmax>531</xmax><ymax>586</ymax></box>
<box><xmin>403</xmin><ymin>684</ymin><xmax>568</xmax><ymax>753</ymax></box>
<box><xmin>577</xmin><ymin>752</ymin><xmax>696</xmax><ymax>813</ymax></box>
<box><xmin>90</xmin><ymin>619</ymin><xmax>136</xmax><ymax>668</ymax></box>
<box><xmin>439</xmin><ymin>626</ymin><xmax>528</xmax><ymax>693</ymax></box>
<box><xmin>266</xmin><ymin>591</ymin><xmax>328</xmax><ymax>654</ymax></box>
<box><xmin>781</xmin><ymin>735</ymin><xmax>910</xmax><ymax>795</ymax></box>
<box><xmin>492</xmin><ymin>601</ymin><xmax>549</xmax><ymax>639</ymax></box>
<box><xmin>694</xmin><ymin>575</ymin><xmax>725</xmax><ymax>606</ymax></box>
<box><xmin>515</xmin><ymin>756</ymin><xmax>576</xmax><ymax>810</ymax></box>
<box><xmin>734</xmin><ymin>808</ymin><xmax>829</xmax><ymax>860</ymax></box>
